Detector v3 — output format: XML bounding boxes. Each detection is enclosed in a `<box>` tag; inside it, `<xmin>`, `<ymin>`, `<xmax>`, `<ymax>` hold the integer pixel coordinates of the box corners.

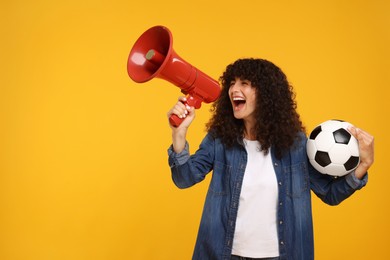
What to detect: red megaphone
<box><xmin>127</xmin><ymin>25</ymin><xmax>221</xmax><ymax>127</ymax></box>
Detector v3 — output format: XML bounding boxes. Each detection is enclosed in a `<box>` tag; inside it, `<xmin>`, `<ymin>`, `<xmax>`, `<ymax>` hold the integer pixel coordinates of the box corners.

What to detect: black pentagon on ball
<box><xmin>333</xmin><ymin>128</ymin><xmax>351</xmax><ymax>144</ymax></box>
<box><xmin>344</xmin><ymin>156</ymin><xmax>359</xmax><ymax>171</ymax></box>
<box><xmin>309</xmin><ymin>125</ymin><xmax>322</xmax><ymax>140</ymax></box>
<box><xmin>315</xmin><ymin>151</ymin><xmax>331</xmax><ymax>167</ymax></box>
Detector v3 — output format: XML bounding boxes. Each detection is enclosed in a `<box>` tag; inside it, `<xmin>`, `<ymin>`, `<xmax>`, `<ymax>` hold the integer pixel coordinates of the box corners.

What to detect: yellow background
<box><xmin>1</xmin><ymin>0</ymin><xmax>389</xmax><ymax>259</ymax></box>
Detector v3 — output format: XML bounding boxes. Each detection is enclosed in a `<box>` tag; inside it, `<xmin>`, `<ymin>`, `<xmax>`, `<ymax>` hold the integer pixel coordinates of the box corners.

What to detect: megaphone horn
<box><xmin>127</xmin><ymin>26</ymin><xmax>221</xmax><ymax>127</ymax></box>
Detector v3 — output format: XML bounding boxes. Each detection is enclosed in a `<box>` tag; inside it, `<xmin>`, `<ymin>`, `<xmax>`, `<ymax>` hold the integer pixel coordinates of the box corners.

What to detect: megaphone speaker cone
<box><xmin>127</xmin><ymin>26</ymin><xmax>172</xmax><ymax>83</ymax></box>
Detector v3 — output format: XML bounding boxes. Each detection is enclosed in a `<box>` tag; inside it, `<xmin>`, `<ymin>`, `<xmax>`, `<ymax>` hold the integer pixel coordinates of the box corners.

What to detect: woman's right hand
<box><xmin>167</xmin><ymin>96</ymin><xmax>196</xmax><ymax>130</ymax></box>
<box><xmin>167</xmin><ymin>96</ymin><xmax>196</xmax><ymax>153</ymax></box>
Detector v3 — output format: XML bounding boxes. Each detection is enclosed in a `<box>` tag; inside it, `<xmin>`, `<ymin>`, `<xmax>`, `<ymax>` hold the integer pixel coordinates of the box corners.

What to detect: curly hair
<box><xmin>206</xmin><ymin>58</ymin><xmax>305</xmax><ymax>158</ymax></box>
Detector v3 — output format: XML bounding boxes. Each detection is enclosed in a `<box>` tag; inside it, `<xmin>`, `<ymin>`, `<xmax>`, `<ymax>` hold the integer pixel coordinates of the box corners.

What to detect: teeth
<box><xmin>233</xmin><ymin>97</ymin><xmax>245</xmax><ymax>101</ymax></box>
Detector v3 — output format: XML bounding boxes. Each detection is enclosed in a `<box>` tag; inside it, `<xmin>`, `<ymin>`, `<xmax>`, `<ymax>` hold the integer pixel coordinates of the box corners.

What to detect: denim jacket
<box><xmin>168</xmin><ymin>132</ymin><xmax>367</xmax><ymax>260</ymax></box>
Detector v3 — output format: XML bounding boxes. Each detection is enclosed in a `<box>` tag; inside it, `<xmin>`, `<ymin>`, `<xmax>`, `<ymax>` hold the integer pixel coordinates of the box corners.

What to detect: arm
<box><xmin>309</xmin><ymin>126</ymin><xmax>374</xmax><ymax>205</ymax></box>
<box><xmin>167</xmin><ymin>134</ymin><xmax>215</xmax><ymax>189</ymax></box>
<box><xmin>167</xmin><ymin>97</ymin><xmax>214</xmax><ymax>188</ymax></box>
<box><xmin>310</xmin><ymin>164</ymin><xmax>368</xmax><ymax>205</ymax></box>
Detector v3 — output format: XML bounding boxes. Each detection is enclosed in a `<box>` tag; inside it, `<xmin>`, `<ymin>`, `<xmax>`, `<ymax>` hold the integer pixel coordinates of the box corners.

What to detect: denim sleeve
<box><xmin>168</xmin><ymin>142</ymin><xmax>191</xmax><ymax>167</ymax></box>
<box><xmin>309</xmin><ymin>163</ymin><xmax>368</xmax><ymax>206</ymax></box>
<box><xmin>345</xmin><ymin>171</ymin><xmax>368</xmax><ymax>190</ymax></box>
<box><xmin>167</xmin><ymin>133</ymin><xmax>215</xmax><ymax>189</ymax></box>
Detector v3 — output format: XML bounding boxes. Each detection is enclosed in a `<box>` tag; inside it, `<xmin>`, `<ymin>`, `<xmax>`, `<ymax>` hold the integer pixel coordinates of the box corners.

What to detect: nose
<box><xmin>230</xmin><ymin>82</ymin><xmax>241</xmax><ymax>92</ymax></box>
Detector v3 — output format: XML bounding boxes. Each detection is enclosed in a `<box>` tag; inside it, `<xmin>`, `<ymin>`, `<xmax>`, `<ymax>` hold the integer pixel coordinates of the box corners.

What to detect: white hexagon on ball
<box><xmin>328</xmin><ymin>144</ymin><xmax>351</xmax><ymax>164</ymax></box>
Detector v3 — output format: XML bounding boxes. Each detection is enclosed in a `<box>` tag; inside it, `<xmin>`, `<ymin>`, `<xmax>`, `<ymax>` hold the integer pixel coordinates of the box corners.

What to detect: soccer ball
<box><xmin>306</xmin><ymin>119</ymin><xmax>360</xmax><ymax>177</ymax></box>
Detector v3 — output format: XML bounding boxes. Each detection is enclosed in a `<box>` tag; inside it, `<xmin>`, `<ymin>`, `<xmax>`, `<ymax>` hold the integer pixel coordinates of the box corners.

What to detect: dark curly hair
<box><xmin>206</xmin><ymin>58</ymin><xmax>305</xmax><ymax>158</ymax></box>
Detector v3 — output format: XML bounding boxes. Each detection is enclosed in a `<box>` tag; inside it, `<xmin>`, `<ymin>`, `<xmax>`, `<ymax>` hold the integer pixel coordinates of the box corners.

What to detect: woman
<box><xmin>167</xmin><ymin>58</ymin><xmax>374</xmax><ymax>260</ymax></box>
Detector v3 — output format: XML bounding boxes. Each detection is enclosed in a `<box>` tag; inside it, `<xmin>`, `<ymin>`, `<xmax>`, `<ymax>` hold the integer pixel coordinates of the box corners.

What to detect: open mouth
<box><xmin>232</xmin><ymin>97</ymin><xmax>246</xmax><ymax>110</ymax></box>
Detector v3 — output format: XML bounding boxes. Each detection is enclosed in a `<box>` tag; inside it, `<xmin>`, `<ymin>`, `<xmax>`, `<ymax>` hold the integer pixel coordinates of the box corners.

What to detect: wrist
<box><xmin>354</xmin><ymin>163</ymin><xmax>370</xmax><ymax>179</ymax></box>
<box><xmin>172</xmin><ymin>130</ymin><xmax>187</xmax><ymax>154</ymax></box>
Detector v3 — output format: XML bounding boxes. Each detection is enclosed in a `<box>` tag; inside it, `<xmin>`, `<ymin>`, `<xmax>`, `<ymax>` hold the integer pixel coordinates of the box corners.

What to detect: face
<box><xmin>228</xmin><ymin>77</ymin><xmax>257</xmax><ymax>122</ymax></box>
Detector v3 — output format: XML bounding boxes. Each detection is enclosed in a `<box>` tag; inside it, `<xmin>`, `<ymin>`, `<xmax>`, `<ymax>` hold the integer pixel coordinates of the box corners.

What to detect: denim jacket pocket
<box><xmin>284</xmin><ymin>162</ymin><xmax>309</xmax><ymax>198</ymax></box>
<box><xmin>208</xmin><ymin>161</ymin><xmax>232</xmax><ymax>196</ymax></box>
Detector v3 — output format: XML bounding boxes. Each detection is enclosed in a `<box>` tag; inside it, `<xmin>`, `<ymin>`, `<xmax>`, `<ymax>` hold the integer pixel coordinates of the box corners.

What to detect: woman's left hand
<box><xmin>348</xmin><ymin>126</ymin><xmax>375</xmax><ymax>179</ymax></box>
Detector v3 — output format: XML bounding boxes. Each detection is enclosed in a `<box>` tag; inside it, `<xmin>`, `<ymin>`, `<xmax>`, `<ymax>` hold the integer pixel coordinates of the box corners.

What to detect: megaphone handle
<box><xmin>169</xmin><ymin>114</ymin><xmax>184</xmax><ymax>127</ymax></box>
<box><xmin>169</xmin><ymin>95</ymin><xmax>202</xmax><ymax>127</ymax></box>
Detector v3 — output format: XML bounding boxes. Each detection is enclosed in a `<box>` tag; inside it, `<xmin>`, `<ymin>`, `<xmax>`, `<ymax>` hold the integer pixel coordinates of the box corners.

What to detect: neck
<box><xmin>244</xmin><ymin>119</ymin><xmax>256</xmax><ymax>140</ymax></box>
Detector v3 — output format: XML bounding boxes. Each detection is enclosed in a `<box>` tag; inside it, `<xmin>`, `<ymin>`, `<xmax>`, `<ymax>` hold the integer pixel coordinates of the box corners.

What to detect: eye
<box><xmin>229</xmin><ymin>81</ymin><xmax>236</xmax><ymax>87</ymax></box>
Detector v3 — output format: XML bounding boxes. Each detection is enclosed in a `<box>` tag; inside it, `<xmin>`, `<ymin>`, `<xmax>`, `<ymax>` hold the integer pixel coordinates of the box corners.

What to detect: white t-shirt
<box><xmin>232</xmin><ymin>139</ymin><xmax>279</xmax><ymax>258</ymax></box>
